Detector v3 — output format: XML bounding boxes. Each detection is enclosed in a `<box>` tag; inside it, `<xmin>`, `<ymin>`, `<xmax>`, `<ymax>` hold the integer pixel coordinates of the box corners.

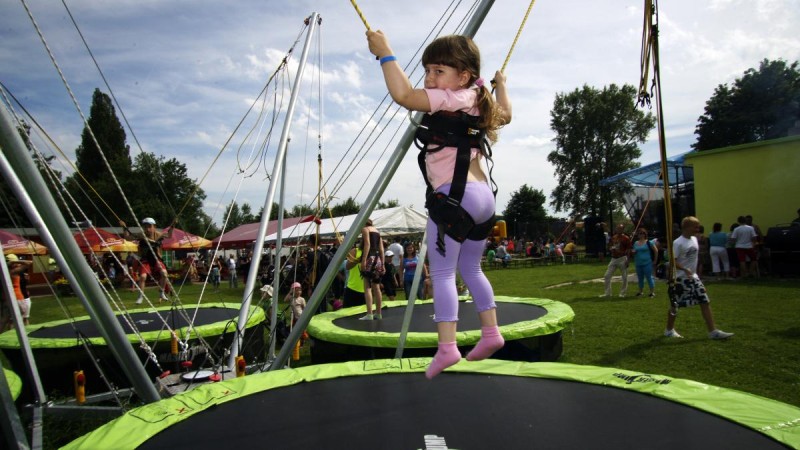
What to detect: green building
<box><xmin>685</xmin><ymin>135</ymin><xmax>800</xmax><ymax>231</ymax></box>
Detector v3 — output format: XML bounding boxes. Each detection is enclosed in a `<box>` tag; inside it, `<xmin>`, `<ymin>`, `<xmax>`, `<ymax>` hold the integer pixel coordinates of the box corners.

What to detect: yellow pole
<box><xmin>350</xmin><ymin>0</ymin><xmax>371</xmax><ymax>30</ymax></box>
<box><xmin>500</xmin><ymin>0</ymin><xmax>537</xmax><ymax>74</ymax></box>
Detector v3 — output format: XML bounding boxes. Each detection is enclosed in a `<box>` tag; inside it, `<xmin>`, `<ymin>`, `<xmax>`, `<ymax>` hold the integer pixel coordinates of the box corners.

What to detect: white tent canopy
<box><xmin>264</xmin><ymin>206</ymin><xmax>427</xmax><ymax>243</ymax></box>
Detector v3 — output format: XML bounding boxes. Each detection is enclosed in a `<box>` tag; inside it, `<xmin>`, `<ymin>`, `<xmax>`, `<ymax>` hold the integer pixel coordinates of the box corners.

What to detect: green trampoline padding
<box><xmin>4</xmin><ymin>367</ymin><xmax>22</xmax><ymax>401</ymax></box>
<box><xmin>308</xmin><ymin>296</ymin><xmax>574</xmax><ymax>348</ymax></box>
<box><xmin>64</xmin><ymin>360</ymin><xmax>800</xmax><ymax>450</ymax></box>
<box><xmin>0</xmin><ymin>303</ymin><xmax>265</xmax><ymax>349</ymax></box>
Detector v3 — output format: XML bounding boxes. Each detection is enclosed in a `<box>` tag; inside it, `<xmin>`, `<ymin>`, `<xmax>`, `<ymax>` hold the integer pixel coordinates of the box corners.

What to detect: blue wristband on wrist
<box><xmin>379</xmin><ymin>55</ymin><xmax>397</xmax><ymax>65</ymax></box>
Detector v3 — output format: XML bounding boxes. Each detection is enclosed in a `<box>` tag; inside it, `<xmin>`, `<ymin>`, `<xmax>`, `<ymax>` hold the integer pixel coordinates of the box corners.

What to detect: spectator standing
<box><xmin>228</xmin><ymin>255</ymin><xmax>238</xmax><ymax>288</ymax></box>
<box><xmin>19</xmin><ymin>270</ymin><xmax>32</xmax><ymax>323</ymax></box>
<box><xmin>209</xmin><ymin>259</ymin><xmax>221</xmax><ymax>292</ymax></box>
<box><xmin>285</xmin><ymin>282</ymin><xmax>306</xmax><ymax>325</ymax></box>
<box><xmin>399</xmin><ymin>243</ymin><xmax>424</xmax><ymax>300</ymax></box>
<box><xmin>631</xmin><ymin>228</ymin><xmax>657</xmax><ymax>298</ymax></box>
<box><xmin>4</xmin><ymin>254</ymin><xmax>33</xmax><ymax>330</ymax></box>
<box><xmin>359</xmin><ymin>219</ymin><xmax>385</xmax><ymax>320</ymax></box>
<box><xmin>708</xmin><ymin>223</ymin><xmax>730</xmax><ymax>279</ymax></box>
<box><xmin>388</xmin><ymin>239</ymin><xmax>404</xmax><ymax>285</ymax></box>
<box><xmin>381</xmin><ymin>250</ymin><xmax>397</xmax><ymax>301</ymax></box>
<box><xmin>343</xmin><ymin>243</ymin><xmax>365</xmax><ymax>308</ymax></box>
<box><xmin>46</xmin><ymin>257</ymin><xmax>58</xmax><ymax>284</ymax></box>
<box><xmin>730</xmin><ymin>216</ymin><xmax>758</xmax><ymax>278</ymax></box>
<box><xmin>664</xmin><ymin>216</ymin><xmax>734</xmax><ymax>340</ymax></box>
<box><xmin>602</xmin><ymin>224</ymin><xmax>632</xmax><ymax>297</ymax></box>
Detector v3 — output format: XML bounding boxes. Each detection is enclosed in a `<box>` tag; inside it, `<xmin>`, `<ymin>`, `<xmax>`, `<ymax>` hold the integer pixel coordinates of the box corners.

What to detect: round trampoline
<box><xmin>3</xmin><ymin>367</ymin><xmax>22</xmax><ymax>401</ymax></box>
<box><xmin>64</xmin><ymin>359</ymin><xmax>800</xmax><ymax>449</ymax></box>
<box><xmin>308</xmin><ymin>296</ymin><xmax>574</xmax><ymax>363</ymax></box>
<box><xmin>0</xmin><ymin>303</ymin><xmax>265</xmax><ymax>396</ymax></box>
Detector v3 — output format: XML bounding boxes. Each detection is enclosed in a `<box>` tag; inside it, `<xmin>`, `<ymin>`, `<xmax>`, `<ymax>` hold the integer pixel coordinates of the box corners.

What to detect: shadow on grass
<box><xmin>567</xmin><ymin>295</ymin><xmax>637</xmax><ymax>305</ymax></box>
<box><xmin>591</xmin><ymin>336</ymin><xmax>707</xmax><ymax>367</ymax></box>
<box><xmin>766</xmin><ymin>327</ymin><xmax>800</xmax><ymax>339</ymax></box>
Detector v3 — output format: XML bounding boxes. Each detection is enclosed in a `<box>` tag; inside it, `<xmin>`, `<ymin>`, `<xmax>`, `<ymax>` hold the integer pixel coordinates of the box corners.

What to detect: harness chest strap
<box><xmin>413</xmin><ymin>111</ymin><xmax>497</xmax><ymax>256</ymax></box>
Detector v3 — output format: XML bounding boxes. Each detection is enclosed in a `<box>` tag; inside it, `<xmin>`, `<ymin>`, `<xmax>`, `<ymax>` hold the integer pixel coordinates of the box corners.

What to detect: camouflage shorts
<box><xmin>674</xmin><ymin>276</ymin><xmax>710</xmax><ymax>307</ymax></box>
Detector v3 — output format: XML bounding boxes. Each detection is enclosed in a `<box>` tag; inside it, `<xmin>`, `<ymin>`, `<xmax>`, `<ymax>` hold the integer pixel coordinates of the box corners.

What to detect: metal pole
<box><xmin>394</xmin><ymin>228</ymin><xmax>429</xmax><ymax>358</ymax></box>
<box><xmin>0</xmin><ymin>107</ymin><xmax>161</xmax><ymax>403</ymax></box>
<box><xmin>0</xmin><ymin>241</ymin><xmax>46</xmax><ymax>404</ymax></box>
<box><xmin>268</xmin><ymin>150</ymin><xmax>288</xmax><ymax>359</ymax></box>
<box><xmin>230</xmin><ymin>12</ymin><xmax>320</xmax><ymax>368</ymax></box>
<box><xmin>269</xmin><ymin>0</ymin><xmax>496</xmax><ymax>370</ymax></box>
<box><xmin>0</xmin><ymin>261</ymin><xmax>32</xmax><ymax>450</ymax></box>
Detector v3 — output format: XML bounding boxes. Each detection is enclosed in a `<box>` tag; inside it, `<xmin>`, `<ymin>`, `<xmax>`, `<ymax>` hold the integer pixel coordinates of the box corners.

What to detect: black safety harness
<box><xmin>413</xmin><ymin>110</ymin><xmax>498</xmax><ymax>256</ymax></box>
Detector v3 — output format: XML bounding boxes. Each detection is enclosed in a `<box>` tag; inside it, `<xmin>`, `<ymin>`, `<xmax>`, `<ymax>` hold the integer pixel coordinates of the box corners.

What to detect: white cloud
<box><xmin>3</xmin><ymin>0</ymin><xmax>799</xmax><ymax>227</ymax></box>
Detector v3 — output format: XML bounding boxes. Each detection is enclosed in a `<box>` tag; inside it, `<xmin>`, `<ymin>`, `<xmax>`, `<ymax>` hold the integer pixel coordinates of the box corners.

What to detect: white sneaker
<box><xmin>599</xmin><ymin>294</ymin><xmax>610</xmax><ymax>298</ymax></box>
<box><xmin>358</xmin><ymin>314</ymin><xmax>373</xmax><ymax>321</ymax></box>
<box><xmin>618</xmin><ymin>293</ymin><xmax>626</xmax><ymax>298</ymax></box>
<box><xmin>160</xmin><ymin>291</ymin><xmax>169</xmax><ymax>301</ymax></box>
<box><xmin>664</xmin><ymin>329</ymin><xmax>683</xmax><ymax>338</ymax></box>
<box><xmin>135</xmin><ymin>296</ymin><xmax>143</xmax><ymax>305</ymax></box>
<box><xmin>709</xmin><ymin>329</ymin><xmax>734</xmax><ymax>340</ymax></box>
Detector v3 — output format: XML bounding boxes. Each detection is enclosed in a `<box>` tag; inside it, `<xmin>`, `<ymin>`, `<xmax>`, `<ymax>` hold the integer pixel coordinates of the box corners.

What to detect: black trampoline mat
<box><xmin>29</xmin><ymin>307</ymin><xmax>239</xmax><ymax>339</ymax></box>
<box><xmin>138</xmin><ymin>372</ymin><xmax>787</xmax><ymax>450</ymax></box>
<box><xmin>332</xmin><ymin>301</ymin><xmax>547</xmax><ymax>333</ymax></box>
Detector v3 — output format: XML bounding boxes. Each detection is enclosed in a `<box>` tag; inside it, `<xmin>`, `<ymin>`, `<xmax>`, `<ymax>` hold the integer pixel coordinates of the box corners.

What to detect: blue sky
<box><xmin>2</xmin><ymin>0</ymin><xmax>798</xmax><ymax>228</ymax></box>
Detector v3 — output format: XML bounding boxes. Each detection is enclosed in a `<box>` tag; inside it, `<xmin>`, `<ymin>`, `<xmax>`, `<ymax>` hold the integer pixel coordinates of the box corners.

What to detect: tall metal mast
<box><xmin>0</xmin><ymin>102</ymin><xmax>161</xmax><ymax>403</ymax></box>
<box><xmin>229</xmin><ymin>12</ymin><xmax>321</xmax><ymax>368</ymax></box>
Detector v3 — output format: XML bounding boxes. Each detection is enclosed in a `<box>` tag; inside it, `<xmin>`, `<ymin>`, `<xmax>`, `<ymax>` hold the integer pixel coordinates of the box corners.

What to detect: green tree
<box><xmin>65</xmin><ymin>88</ymin><xmax>133</xmax><ymax>225</ymax></box>
<box><xmin>221</xmin><ymin>201</ymin><xmax>245</xmax><ymax>230</ymax></box>
<box><xmin>239</xmin><ymin>203</ymin><xmax>258</xmax><ymax>223</ymax></box>
<box><xmin>331</xmin><ymin>196</ymin><xmax>361</xmax><ymax>217</ymax></box>
<box><xmin>548</xmin><ymin>84</ymin><xmax>654</xmax><ymax>216</ymax></box>
<box><xmin>693</xmin><ymin>59</ymin><xmax>800</xmax><ymax>150</ymax></box>
<box><xmin>126</xmin><ymin>152</ymin><xmax>208</xmax><ymax>235</ymax></box>
<box><xmin>256</xmin><ymin>203</ymin><xmax>281</xmax><ymax>221</ymax></box>
<box><xmin>289</xmin><ymin>204</ymin><xmax>314</xmax><ymax>218</ymax></box>
<box><xmin>0</xmin><ymin>121</ymin><xmax>63</xmax><ymax>227</ymax></box>
<box><xmin>377</xmin><ymin>198</ymin><xmax>400</xmax><ymax>209</ymax></box>
<box><xmin>502</xmin><ymin>185</ymin><xmax>548</xmax><ymax>238</ymax></box>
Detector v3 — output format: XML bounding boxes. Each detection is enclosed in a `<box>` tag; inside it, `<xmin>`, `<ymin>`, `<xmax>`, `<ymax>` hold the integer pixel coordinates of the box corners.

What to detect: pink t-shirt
<box><xmin>423</xmin><ymin>88</ymin><xmax>481</xmax><ymax>190</ymax></box>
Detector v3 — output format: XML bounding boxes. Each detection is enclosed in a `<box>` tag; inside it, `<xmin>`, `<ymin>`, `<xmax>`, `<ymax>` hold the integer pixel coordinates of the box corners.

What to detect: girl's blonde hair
<box><xmin>421</xmin><ymin>35</ymin><xmax>506</xmax><ymax>143</ymax></box>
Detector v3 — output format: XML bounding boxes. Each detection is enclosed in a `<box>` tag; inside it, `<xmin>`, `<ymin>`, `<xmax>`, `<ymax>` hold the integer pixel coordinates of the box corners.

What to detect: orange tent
<box><xmin>0</xmin><ymin>230</ymin><xmax>48</xmax><ymax>255</ymax></box>
<box><xmin>72</xmin><ymin>228</ymin><xmax>138</xmax><ymax>253</ymax></box>
<box><xmin>159</xmin><ymin>227</ymin><xmax>212</xmax><ymax>250</ymax></box>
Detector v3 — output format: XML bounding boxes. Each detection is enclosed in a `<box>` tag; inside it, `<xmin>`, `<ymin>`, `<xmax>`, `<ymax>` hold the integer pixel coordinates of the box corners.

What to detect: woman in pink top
<box><xmin>367</xmin><ymin>31</ymin><xmax>512</xmax><ymax>379</ymax></box>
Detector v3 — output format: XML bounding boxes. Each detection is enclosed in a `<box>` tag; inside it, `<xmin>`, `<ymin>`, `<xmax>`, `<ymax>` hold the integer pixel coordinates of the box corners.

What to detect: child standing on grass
<box><xmin>367</xmin><ymin>30</ymin><xmax>512</xmax><ymax>379</ymax></box>
<box><xmin>664</xmin><ymin>216</ymin><xmax>734</xmax><ymax>340</ymax></box>
<box><xmin>286</xmin><ymin>282</ymin><xmax>306</xmax><ymax>325</ymax></box>
<box><xmin>286</xmin><ymin>281</ymin><xmax>308</xmax><ymax>342</ymax></box>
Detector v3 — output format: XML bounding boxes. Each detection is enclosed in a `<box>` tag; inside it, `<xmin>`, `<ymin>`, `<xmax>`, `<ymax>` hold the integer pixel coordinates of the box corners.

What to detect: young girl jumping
<box><xmin>367</xmin><ymin>30</ymin><xmax>512</xmax><ymax>378</ymax></box>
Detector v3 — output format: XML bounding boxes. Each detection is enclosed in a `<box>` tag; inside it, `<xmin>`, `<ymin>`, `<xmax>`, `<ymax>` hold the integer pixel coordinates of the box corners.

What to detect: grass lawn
<box><xmin>8</xmin><ymin>261</ymin><xmax>800</xmax><ymax>412</ymax></box>
<box><xmin>484</xmin><ymin>261</ymin><xmax>800</xmax><ymax>407</ymax></box>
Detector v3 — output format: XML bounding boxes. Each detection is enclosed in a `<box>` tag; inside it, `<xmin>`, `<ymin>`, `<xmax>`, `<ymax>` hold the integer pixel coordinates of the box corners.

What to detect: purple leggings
<box><xmin>427</xmin><ymin>182</ymin><xmax>496</xmax><ymax>322</ymax></box>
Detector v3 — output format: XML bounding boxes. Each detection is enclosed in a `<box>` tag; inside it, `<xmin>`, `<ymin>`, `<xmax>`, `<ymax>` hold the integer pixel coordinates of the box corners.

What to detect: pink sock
<box><xmin>466</xmin><ymin>326</ymin><xmax>505</xmax><ymax>361</ymax></box>
<box><xmin>425</xmin><ymin>342</ymin><xmax>461</xmax><ymax>379</ymax></box>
